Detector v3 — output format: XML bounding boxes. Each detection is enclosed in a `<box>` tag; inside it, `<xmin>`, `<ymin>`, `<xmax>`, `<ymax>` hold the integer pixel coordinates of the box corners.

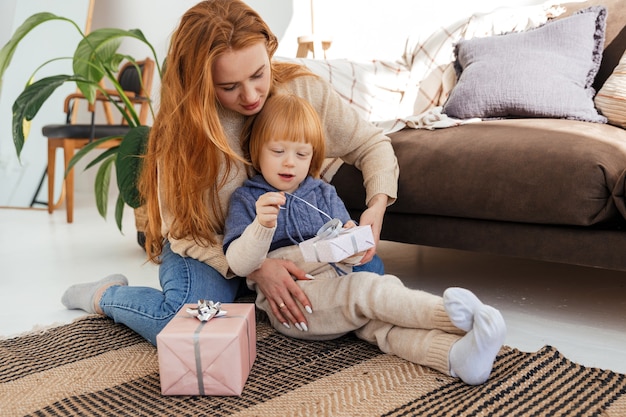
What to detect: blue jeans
<box><xmin>353</xmin><ymin>254</ymin><xmax>385</xmax><ymax>275</ymax></box>
<box><xmin>100</xmin><ymin>242</ymin><xmax>243</xmax><ymax>345</ymax></box>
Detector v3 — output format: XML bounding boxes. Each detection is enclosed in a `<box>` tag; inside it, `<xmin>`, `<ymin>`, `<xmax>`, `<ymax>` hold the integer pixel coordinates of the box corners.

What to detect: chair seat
<box><xmin>42</xmin><ymin>124</ymin><xmax>133</xmax><ymax>139</ymax></box>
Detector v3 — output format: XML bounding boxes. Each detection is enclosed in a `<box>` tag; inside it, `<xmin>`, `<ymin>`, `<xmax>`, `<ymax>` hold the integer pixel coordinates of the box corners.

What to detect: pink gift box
<box><xmin>156</xmin><ymin>303</ymin><xmax>256</xmax><ymax>396</ymax></box>
<box><xmin>299</xmin><ymin>225</ymin><xmax>374</xmax><ymax>263</ymax></box>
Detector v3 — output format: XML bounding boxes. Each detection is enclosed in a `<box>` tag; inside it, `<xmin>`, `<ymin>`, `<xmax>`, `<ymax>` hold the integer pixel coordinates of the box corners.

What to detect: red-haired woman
<box><xmin>62</xmin><ymin>0</ymin><xmax>398</xmax><ymax>346</ymax></box>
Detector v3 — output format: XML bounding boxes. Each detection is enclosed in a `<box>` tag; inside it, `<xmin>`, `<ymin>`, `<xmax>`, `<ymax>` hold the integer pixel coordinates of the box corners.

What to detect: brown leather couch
<box><xmin>332</xmin><ymin>0</ymin><xmax>626</xmax><ymax>270</ymax></box>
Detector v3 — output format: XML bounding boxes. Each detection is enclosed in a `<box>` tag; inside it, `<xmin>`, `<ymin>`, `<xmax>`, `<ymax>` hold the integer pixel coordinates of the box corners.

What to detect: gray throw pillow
<box><xmin>442</xmin><ymin>6</ymin><xmax>607</xmax><ymax>123</ymax></box>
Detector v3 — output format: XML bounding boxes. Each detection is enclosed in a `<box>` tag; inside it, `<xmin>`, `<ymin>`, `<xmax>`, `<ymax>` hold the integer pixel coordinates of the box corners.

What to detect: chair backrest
<box><xmin>118</xmin><ymin>58</ymin><xmax>155</xmax><ymax>96</ymax></box>
<box><xmin>118</xmin><ymin>63</ymin><xmax>144</xmax><ymax>95</ymax></box>
<box><xmin>117</xmin><ymin>57</ymin><xmax>155</xmax><ymax>125</ymax></box>
<box><xmin>66</xmin><ymin>57</ymin><xmax>156</xmax><ymax>126</ymax></box>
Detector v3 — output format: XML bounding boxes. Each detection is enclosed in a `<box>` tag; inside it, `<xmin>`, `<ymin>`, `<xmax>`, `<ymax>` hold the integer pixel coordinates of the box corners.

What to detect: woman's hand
<box><xmin>247</xmin><ymin>257</ymin><xmax>313</xmax><ymax>331</ymax></box>
<box><xmin>358</xmin><ymin>193</ymin><xmax>388</xmax><ymax>264</ymax></box>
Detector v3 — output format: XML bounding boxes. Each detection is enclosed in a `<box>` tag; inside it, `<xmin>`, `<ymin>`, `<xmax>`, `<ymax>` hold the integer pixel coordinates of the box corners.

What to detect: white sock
<box><xmin>61</xmin><ymin>274</ymin><xmax>128</xmax><ymax>314</ymax></box>
<box><xmin>443</xmin><ymin>287</ymin><xmax>483</xmax><ymax>331</ymax></box>
<box><xmin>449</xmin><ymin>305</ymin><xmax>506</xmax><ymax>385</ymax></box>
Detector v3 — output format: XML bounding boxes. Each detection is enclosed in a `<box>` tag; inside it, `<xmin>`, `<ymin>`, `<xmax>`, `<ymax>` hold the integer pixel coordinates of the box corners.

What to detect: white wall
<box><xmin>0</xmin><ymin>0</ymin><xmax>546</xmax><ymax>207</ymax></box>
<box><xmin>0</xmin><ymin>0</ymin><xmax>91</xmax><ymax>207</ymax></box>
<box><xmin>88</xmin><ymin>0</ymin><xmax>548</xmax><ymax>64</ymax></box>
<box><xmin>281</xmin><ymin>0</ymin><xmax>547</xmax><ymax>61</ymax></box>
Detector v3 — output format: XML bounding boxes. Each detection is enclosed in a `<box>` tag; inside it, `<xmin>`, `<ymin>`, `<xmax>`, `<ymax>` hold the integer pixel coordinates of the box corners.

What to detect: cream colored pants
<box><xmin>254</xmin><ymin>247</ymin><xmax>465</xmax><ymax>376</ymax></box>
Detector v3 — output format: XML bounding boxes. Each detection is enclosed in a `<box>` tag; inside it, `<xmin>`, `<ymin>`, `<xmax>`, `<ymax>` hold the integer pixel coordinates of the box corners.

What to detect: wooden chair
<box><xmin>42</xmin><ymin>57</ymin><xmax>155</xmax><ymax>223</ymax></box>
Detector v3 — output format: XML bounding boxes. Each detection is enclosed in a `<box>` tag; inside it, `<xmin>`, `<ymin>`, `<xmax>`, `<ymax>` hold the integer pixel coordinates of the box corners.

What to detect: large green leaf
<box><xmin>114</xmin><ymin>194</ymin><xmax>126</xmax><ymax>232</ymax></box>
<box><xmin>65</xmin><ymin>134</ymin><xmax>122</xmax><ymax>176</ymax></box>
<box><xmin>95</xmin><ymin>155</ymin><xmax>116</xmax><ymax>218</ymax></box>
<box><xmin>73</xmin><ymin>28</ymin><xmax>150</xmax><ymax>103</ymax></box>
<box><xmin>0</xmin><ymin>13</ymin><xmax>81</xmax><ymax>95</ymax></box>
<box><xmin>12</xmin><ymin>75</ymin><xmax>72</xmax><ymax>158</ymax></box>
<box><xmin>116</xmin><ymin>126</ymin><xmax>149</xmax><ymax>208</ymax></box>
<box><xmin>84</xmin><ymin>146</ymin><xmax>120</xmax><ymax>171</ymax></box>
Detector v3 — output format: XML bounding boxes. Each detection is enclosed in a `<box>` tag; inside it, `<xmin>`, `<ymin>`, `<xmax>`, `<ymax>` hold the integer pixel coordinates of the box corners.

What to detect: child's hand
<box><xmin>256</xmin><ymin>192</ymin><xmax>286</xmax><ymax>228</ymax></box>
<box><xmin>343</xmin><ymin>220</ymin><xmax>357</xmax><ymax>229</ymax></box>
<box><xmin>341</xmin><ymin>220</ymin><xmax>369</xmax><ymax>265</ymax></box>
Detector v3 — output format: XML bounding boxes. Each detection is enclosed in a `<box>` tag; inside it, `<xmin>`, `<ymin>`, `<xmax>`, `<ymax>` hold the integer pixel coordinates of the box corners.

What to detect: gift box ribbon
<box><xmin>312</xmin><ymin>227</ymin><xmax>360</xmax><ymax>263</ymax></box>
<box><xmin>191</xmin><ymin>314</ymin><xmax>253</xmax><ymax>395</ymax></box>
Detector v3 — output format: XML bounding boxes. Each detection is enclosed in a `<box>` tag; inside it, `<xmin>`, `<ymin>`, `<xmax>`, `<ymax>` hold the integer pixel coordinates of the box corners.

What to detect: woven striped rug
<box><xmin>1</xmin><ymin>314</ymin><xmax>625</xmax><ymax>417</ymax></box>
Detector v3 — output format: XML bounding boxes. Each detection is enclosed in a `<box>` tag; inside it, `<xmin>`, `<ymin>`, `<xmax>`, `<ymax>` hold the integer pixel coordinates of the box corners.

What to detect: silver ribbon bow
<box><xmin>316</xmin><ymin>218</ymin><xmax>343</xmax><ymax>240</ymax></box>
<box><xmin>186</xmin><ymin>300</ymin><xmax>223</xmax><ymax>322</ymax></box>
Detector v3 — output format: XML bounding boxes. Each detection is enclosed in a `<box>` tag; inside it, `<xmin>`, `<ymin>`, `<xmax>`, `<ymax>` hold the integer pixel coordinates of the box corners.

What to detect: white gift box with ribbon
<box><xmin>299</xmin><ymin>225</ymin><xmax>375</xmax><ymax>263</ymax></box>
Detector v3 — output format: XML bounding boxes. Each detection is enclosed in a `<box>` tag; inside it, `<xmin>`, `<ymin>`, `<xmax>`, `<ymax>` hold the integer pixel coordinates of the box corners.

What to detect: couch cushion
<box><xmin>333</xmin><ymin>120</ymin><xmax>626</xmax><ymax>227</ymax></box>
<box><xmin>393</xmin><ymin>119</ymin><xmax>626</xmax><ymax>225</ymax></box>
<box><xmin>442</xmin><ymin>6</ymin><xmax>607</xmax><ymax>123</ymax></box>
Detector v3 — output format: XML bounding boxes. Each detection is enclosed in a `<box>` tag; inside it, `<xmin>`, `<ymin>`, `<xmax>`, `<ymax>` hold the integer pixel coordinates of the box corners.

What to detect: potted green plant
<box><xmin>0</xmin><ymin>12</ymin><xmax>161</xmax><ymax>231</ymax></box>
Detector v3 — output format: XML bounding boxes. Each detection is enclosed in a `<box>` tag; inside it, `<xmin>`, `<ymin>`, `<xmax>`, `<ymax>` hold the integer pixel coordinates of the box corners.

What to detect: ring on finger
<box><xmin>278</xmin><ymin>302</ymin><xmax>286</xmax><ymax>309</ymax></box>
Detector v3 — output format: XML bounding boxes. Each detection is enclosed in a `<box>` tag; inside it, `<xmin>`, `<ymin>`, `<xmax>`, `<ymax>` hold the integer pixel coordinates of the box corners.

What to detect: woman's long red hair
<box><xmin>139</xmin><ymin>0</ymin><xmax>311</xmax><ymax>263</ymax></box>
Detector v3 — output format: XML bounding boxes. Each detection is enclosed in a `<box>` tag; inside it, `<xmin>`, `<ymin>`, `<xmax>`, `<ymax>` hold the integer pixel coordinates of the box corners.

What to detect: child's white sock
<box><xmin>449</xmin><ymin>305</ymin><xmax>506</xmax><ymax>385</ymax></box>
<box><xmin>443</xmin><ymin>287</ymin><xmax>483</xmax><ymax>331</ymax></box>
<box><xmin>61</xmin><ymin>274</ymin><xmax>128</xmax><ymax>314</ymax></box>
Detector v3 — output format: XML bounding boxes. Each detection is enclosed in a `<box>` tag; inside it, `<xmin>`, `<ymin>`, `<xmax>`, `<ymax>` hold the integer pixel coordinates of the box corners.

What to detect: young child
<box><xmin>223</xmin><ymin>94</ymin><xmax>506</xmax><ymax>385</ymax></box>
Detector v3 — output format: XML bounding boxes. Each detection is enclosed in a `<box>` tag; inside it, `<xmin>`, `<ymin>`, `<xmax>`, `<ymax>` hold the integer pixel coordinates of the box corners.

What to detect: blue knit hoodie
<box><xmin>223</xmin><ymin>174</ymin><xmax>351</xmax><ymax>253</ymax></box>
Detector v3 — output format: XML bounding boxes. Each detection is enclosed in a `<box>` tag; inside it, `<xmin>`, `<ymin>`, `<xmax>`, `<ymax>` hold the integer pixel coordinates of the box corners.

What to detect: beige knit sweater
<box><xmin>159</xmin><ymin>74</ymin><xmax>399</xmax><ymax>277</ymax></box>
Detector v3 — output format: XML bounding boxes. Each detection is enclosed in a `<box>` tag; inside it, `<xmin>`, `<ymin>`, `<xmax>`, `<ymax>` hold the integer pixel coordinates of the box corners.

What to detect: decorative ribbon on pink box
<box><xmin>156</xmin><ymin>302</ymin><xmax>256</xmax><ymax>396</ymax></box>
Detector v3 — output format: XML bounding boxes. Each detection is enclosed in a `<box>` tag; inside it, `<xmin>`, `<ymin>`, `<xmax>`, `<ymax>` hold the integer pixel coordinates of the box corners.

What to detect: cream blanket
<box><xmin>281</xmin><ymin>2</ymin><xmax>566</xmax><ymax>136</ymax></box>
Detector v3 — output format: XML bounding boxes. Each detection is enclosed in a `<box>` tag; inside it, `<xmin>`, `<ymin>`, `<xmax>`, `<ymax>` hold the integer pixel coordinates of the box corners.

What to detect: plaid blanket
<box><xmin>279</xmin><ymin>2</ymin><xmax>566</xmax><ymax>135</ymax></box>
